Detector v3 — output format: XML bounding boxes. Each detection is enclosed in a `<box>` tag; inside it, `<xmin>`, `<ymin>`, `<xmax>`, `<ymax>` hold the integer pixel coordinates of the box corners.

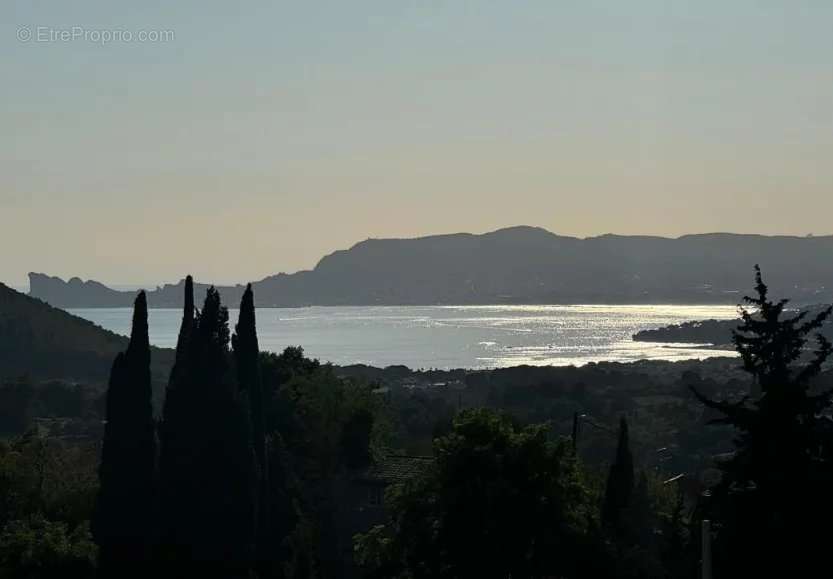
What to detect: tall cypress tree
<box><xmin>159</xmin><ymin>276</ymin><xmax>194</xmax><ymax>455</ymax></box>
<box><xmin>233</xmin><ymin>284</ymin><xmax>265</xmax><ymax>481</ymax></box>
<box><xmin>158</xmin><ymin>276</ymin><xmax>195</xmax><ymax>571</ymax></box>
<box><xmin>93</xmin><ymin>291</ymin><xmax>156</xmax><ymax>578</ymax></box>
<box><xmin>232</xmin><ymin>284</ymin><xmax>270</xmax><ymax>572</ymax></box>
<box><xmin>193</xmin><ymin>287</ymin><xmax>257</xmax><ymax>576</ymax></box>
<box><xmin>159</xmin><ymin>275</ymin><xmax>194</xmax><ymax>460</ymax></box>
<box><xmin>173</xmin><ymin>275</ymin><xmax>194</xmax><ymax>368</ymax></box>
<box><xmin>692</xmin><ymin>266</ymin><xmax>833</xmax><ymax>576</ymax></box>
<box><xmin>602</xmin><ymin>416</ymin><xmax>634</xmax><ymax>529</ymax></box>
<box><xmin>159</xmin><ymin>285</ymin><xmax>256</xmax><ymax>578</ymax></box>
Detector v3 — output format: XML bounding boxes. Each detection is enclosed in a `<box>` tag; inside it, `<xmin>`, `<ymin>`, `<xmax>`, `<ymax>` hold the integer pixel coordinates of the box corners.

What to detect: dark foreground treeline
<box><xmin>92</xmin><ymin>278</ymin><xmax>395</xmax><ymax>579</ymax></box>
<box><xmin>354</xmin><ymin>274</ymin><xmax>833</xmax><ymax>578</ymax></box>
<box><xmin>2</xmin><ymin>267</ymin><xmax>833</xmax><ymax>578</ymax></box>
<box><xmin>1</xmin><ymin>278</ymin><xmax>388</xmax><ymax>579</ymax></box>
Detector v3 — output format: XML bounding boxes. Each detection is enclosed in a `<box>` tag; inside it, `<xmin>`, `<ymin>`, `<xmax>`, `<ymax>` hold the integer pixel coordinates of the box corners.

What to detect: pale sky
<box><xmin>2</xmin><ymin>1</ymin><xmax>832</xmax><ymax>287</ymax></box>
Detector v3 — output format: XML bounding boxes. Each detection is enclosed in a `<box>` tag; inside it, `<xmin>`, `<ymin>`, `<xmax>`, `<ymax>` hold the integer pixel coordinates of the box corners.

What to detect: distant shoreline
<box><xmin>25</xmin><ymin>227</ymin><xmax>833</xmax><ymax>309</ymax></box>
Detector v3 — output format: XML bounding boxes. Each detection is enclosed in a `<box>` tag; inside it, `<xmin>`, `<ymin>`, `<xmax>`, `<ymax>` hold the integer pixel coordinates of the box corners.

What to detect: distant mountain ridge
<box><xmin>26</xmin><ymin>226</ymin><xmax>833</xmax><ymax>308</ymax></box>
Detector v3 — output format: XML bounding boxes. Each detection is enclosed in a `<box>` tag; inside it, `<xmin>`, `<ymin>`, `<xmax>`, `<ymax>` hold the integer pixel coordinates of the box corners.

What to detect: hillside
<box><xmin>0</xmin><ymin>283</ymin><xmax>173</xmax><ymax>384</ymax></box>
<box><xmin>28</xmin><ymin>226</ymin><xmax>833</xmax><ymax>308</ymax></box>
<box><xmin>633</xmin><ymin>305</ymin><xmax>833</xmax><ymax>346</ymax></box>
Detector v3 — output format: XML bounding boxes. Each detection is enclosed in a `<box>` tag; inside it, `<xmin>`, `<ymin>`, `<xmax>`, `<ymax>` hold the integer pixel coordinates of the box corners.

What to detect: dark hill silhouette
<box><xmin>0</xmin><ymin>283</ymin><xmax>173</xmax><ymax>383</ymax></box>
<box><xmin>633</xmin><ymin>304</ymin><xmax>833</xmax><ymax>346</ymax></box>
<box><xmin>27</xmin><ymin>226</ymin><xmax>833</xmax><ymax>308</ymax></box>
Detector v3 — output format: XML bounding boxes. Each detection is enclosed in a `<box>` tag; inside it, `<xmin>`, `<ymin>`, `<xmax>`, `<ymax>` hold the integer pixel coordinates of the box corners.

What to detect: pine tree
<box><xmin>602</xmin><ymin>416</ymin><xmax>634</xmax><ymax>529</ymax></box>
<box><xmin>692</xmin><ymin>265</ymin><xmax>833</xmax><ymax>576</ymax></box>
<box><xmin>92</xmin><ymin>291</ymin><xmax>156</xmax><ymax>578</ymax></box>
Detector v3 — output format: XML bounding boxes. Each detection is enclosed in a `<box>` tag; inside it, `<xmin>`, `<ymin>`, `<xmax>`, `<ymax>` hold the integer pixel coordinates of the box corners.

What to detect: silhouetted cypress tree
<box><xmin>602</xmin><ymin>416</ymin><xmax>634</xmax><ymax>528</ymax></box>
<box><xmin>232</xmin><ymin>284</ymin><xmax>270</xmax><ymax>572</ymax></box>
<box><xmin>159</xmin><ymin>285</ymin><xmax>256</xmax><ymax>578</ymax></box>
<box><xmin>93</xmin><ymin>291</ymin><xmax>156</xmax><ymax>578</ymax></box>
<box><xmin>692</xmin><ymin>266</ymin><xmax>833</xmax><ymax>577</ymax></box>
<box><xmin>159</xmin><ymin>275</ymin><xmax>194</xmax><ymax>464</ymax></box>
<box><xmin>173</xmin><ymin>275</ymin><xmax>194</xmax><ymax>366</ymax></box>
<box><xmin>158</xmin><ymin>276</ymin><xmax>194</xmax><ymax>573</ymax></box>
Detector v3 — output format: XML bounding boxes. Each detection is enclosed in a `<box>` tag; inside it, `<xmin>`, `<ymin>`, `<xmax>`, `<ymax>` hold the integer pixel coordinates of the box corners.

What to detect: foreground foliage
<box><xmin>356</xmin><ymin>408</ymin><xmax>612</xmax><ymax>578</ymax></box>
<box><xmin>693</xmin><ymin>266</ymin><xmax>833</xmax><ymax>577</ymax></box>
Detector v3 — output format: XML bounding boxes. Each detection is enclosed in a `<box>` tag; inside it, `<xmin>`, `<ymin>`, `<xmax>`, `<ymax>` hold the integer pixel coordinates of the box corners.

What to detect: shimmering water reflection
<box><xmin>69</xmin><ymin>304</ymin><xmax>739</xmax><ymax>369</ymax></box>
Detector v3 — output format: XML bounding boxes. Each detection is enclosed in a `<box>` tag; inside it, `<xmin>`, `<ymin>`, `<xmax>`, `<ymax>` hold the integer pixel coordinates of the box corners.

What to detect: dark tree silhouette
<box><xmin>158</xmin><ymin>275</ymin><xmax>195</xmax><ymax>475</ymax></box>
<box><xmin>158</xmin><ymin>276</ymin><xmax>194</xmax><ymax>571</ymax></box>
<box><xmin>692</xmin><ymin>265</ymin><xmax>833</xmax><ymax>577</ymax></box>
<box><xmin>232</xmin><ymin>284</ymin><xmax>270</xmax><ymax>574</ymax></box>
<box><xmin>92</xmin><ymin>291</ymin><xmax>156</xmax><ymax>578</ymax></box>
<box><xmin>159</xmin><ymin>285</ymin><xmax>257</xmax><ymax>578</ymax></box>
<box><xmin>602</xmin><ymin>416</ymin><xmax>634</xmax><ymax>529</ymax></box>
<box><xmin>173</xmin><ymin>276</ymin><xmax>195</xmax><ymax>367</ymax></box>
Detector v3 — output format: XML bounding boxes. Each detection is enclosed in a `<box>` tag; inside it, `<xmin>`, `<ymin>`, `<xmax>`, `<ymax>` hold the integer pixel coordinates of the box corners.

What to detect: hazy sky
<box><xmin>2</xmin><ymin>1</ymin><xmax>832</xmax><ymax>287</ymax></box>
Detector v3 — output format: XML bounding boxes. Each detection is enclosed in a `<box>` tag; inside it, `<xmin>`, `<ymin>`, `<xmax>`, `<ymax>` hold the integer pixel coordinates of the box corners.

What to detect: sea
<box><xmin>68</xmin><ymin>304</ymin><xmax>740</xmax><ymax>370</ymax></box>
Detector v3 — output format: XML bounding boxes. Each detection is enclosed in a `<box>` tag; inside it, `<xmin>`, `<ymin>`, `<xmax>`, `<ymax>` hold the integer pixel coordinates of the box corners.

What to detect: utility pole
<box><xmin>701</xmin><ymin>519</ymin><xmax>712</xmax><ymax>579</ymax></box>
<box><xmin>571</xmin><ymin>412</ymin><xmax>616</xmax><ymax>455</ymax></box>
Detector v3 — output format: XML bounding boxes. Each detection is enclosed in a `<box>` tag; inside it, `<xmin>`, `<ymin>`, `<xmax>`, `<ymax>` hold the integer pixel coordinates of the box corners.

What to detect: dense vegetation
<box><xmin>355</xmin><ymin>409</ymin><xmax>600</xmax><ymax>578</ymax></box>
<box><xmin>2</xmin><ymin>267</ymin><xmax>833</xmax><ymax>577</ymax></box>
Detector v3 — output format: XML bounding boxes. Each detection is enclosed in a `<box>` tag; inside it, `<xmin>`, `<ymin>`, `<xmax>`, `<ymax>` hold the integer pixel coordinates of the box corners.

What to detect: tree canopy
<box><xmin>356</xmin><ymin>408</ymin><xmax>606</xmax><ymax>578</ymax></box>
<box><xmin>692</xmin><ymin>266</ymin><xmax>833</xmax><ymax>577</ymax></box>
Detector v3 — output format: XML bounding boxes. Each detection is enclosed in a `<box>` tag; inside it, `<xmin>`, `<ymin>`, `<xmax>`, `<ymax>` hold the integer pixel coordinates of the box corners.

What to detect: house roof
<box><xmin>357</xmin><ymin>454</ymin><xmax>434</xmax><ymax>484</ymax></box>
